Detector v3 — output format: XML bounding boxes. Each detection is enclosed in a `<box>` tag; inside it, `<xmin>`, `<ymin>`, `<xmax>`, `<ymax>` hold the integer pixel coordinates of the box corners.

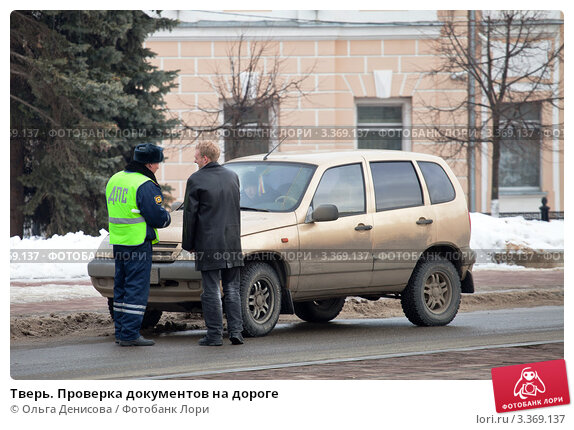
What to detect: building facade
<box><xmin>146</xmin><ymin>10</ymin><xmax>564</xmax><ymax>214</ymax></box>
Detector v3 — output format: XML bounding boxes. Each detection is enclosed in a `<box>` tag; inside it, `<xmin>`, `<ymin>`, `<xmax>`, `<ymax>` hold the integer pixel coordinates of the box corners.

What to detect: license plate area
<box><xmin>150</xmin><ymin>268</ymin><xmax>159</xmax><ymax>285</ymax></box>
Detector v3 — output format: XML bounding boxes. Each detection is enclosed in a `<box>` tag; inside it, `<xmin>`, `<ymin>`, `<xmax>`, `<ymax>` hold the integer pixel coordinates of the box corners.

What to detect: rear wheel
<box><xmin>294</xmin><ymin>297</ymin><xmax>346</xmax><ymax>322</ymax></box>
<box><xmin>400</xmin><ymin>256</ymin><xmax>461</xmax><ymax>326</ymax></box>
<box><xmin>240</xmin><ymin>262</ymin><xmax>282</xmax><ymax>337</ymax></box>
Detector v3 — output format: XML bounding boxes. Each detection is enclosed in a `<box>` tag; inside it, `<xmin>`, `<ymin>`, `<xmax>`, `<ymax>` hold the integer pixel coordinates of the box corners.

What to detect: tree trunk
<box><xmin>10</xmin><ymin>138</ymin><xmax>25</xmax><ymax>237</ymax></box>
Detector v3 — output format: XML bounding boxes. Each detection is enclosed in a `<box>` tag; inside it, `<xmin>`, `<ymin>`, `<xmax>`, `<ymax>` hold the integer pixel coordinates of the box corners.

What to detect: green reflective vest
<box><xmin>106</xmin><ymin>171</ymin><xmax>159</xmax><ymax>245</ymax></box>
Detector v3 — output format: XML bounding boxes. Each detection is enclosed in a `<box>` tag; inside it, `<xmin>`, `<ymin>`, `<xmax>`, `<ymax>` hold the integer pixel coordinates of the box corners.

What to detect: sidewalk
<box><xmin>185</xmin><ymin>343</ymin><xmax>565</xmax><ymax>380</ymax></box>
<box><xmin>11</xmin><ymin>279</ymin><xmax>108</xmax><ymax>315</ymax></box>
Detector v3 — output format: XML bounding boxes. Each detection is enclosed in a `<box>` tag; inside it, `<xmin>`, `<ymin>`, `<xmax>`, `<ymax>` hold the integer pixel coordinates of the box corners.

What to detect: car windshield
<box><xmin>225</xmin><ymin>161</ymin><xmax>316</xmax><ymax>212</ymax></box>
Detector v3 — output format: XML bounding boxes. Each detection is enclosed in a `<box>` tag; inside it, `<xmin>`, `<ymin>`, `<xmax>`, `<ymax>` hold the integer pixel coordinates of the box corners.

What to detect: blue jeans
<box><xmin>200</xmin><ymin>267</ymin><xmax>243</xmax><ymax>341</ymax></box>
<box><xmin>112</xmin><ymin>242</ymin><xmax>152</xmax><ymax>341</ymax></box>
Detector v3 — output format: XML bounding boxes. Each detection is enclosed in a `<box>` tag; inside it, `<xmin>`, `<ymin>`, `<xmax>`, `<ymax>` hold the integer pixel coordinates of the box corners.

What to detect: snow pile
<box><xmin>469</xmin><ymin>213</ymin><xmax>564</xmax><ymax>251</ymax></box>
<box><xmin>10</xmin><ymin>230</ymin><xmax>108</xmax><ymax>280</ymax></box>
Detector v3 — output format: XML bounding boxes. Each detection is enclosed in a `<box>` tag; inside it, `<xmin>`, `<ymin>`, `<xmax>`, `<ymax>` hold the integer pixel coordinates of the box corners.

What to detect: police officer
<box><xmin>106</xmin><ymin>143</ymin><xmax>171</xmax><ymax>346</ymax></box>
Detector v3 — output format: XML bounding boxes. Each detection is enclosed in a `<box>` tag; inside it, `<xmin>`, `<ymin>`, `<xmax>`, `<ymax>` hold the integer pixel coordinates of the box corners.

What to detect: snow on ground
<box><xmin>469</xmin><ymin>213</ymin><xmax>564</xmax><ymax>267</ymax></box>
<box><xmin>10</xmin><ymin>229</ymin><xmax>108</xmax><ymax>280</ymax></box>
<box><xmin>10</xmin><ymin>282</ymin><xmax>101</xmax><ymax>303</ymax></box>
<box><xmin>469</xmin><ymin>213</ymin><xmax>564</xmax><ymax>251</ymax></box>
<box><xmin>9</xmin><ymin>214</ymin><xmax>564</xmax><ymax>303</ymax></box>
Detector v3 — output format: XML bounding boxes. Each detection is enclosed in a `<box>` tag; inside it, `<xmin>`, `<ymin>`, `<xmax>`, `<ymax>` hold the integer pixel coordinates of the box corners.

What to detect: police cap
<box><xmin>133</xmin><ymin>143</ymin><xmax>164</xmax><ymax>164</ymax></box>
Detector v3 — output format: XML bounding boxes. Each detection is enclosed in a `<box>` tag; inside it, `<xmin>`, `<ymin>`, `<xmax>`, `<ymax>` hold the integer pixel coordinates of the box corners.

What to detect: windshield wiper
<box><xmin>240</xmin><ymin>206</ymin><xmax>270</xmax><ymax>212</ymax></box>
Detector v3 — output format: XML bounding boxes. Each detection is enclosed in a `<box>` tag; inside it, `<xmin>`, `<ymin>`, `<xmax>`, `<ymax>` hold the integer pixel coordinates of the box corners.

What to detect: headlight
<box><xmin>95</xmin><ymin>235</ymin><xmax>113</xmax><ymax>259</ymax></box>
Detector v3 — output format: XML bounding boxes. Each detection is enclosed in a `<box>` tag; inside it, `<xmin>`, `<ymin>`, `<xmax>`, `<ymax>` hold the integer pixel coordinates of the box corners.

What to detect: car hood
<box><xmin>240</xmin><ymin>211</ymin><xmax>298</xmax><ymax>236</ymax></box>
<box><xmin>156</xmin><ymin>210</ymin><xmax>297</xmax><ymax>243</ymax></box>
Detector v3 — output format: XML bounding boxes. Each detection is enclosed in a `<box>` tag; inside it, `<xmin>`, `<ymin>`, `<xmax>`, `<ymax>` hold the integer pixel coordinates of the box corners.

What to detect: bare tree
<box><xmin>182</xmin><ymin>36</ymin><xmax>313</xmax><ymax>160</ymax></box>
<box><xmin>423</xmin><ymin>10</ymin><xmax>563</xmax><ymax>215</ymax></box>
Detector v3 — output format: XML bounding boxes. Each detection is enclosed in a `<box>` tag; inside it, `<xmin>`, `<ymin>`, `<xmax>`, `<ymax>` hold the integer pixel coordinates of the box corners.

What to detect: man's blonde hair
<box><xmin>196</xmin><ymin>141</ymin><xmax>221</xmax><ymax>162</ymax></box>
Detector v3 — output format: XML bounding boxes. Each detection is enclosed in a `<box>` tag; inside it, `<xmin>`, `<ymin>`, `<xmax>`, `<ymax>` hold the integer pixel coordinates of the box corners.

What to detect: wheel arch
<box><xmin>401</xmin><ymin>248</ymin><xmax>462</xmax><ymax>326</ymax></box>
<box><xmin>419</xmin><ymin>243</ymin><xmax>464</xmax><ymax>279</ymax></box>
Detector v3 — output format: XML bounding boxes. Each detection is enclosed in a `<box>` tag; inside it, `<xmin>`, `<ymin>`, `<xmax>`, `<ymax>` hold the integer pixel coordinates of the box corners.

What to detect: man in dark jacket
<box><xmin>106</xmin><ymin>143</ymin><xmax>171</xmax><ymax>346</ymax></box>
<box><xmin>182</xmin><ymin>141</ymin><xmax>244</xmax><ymax>346</ymax></box>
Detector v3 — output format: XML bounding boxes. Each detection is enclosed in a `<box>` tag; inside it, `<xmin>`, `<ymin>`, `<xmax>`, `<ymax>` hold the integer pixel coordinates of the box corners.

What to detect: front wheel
<box><xmin>294</xmin><ymin>297</ymin><xmax>346</xmax><ymax>322</ymax></box>
<box><xmin>400</xmin><ymin>256</ymin><xmax>461</xmax><ymax>326</ymax></box>
<box><xmin>240</xmin><ymin>263</ymin><xmax>282</xmax><ymax>337</ymax></box>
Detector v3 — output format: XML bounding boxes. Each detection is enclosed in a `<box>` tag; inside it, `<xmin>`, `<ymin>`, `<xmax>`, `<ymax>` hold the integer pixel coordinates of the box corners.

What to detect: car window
<box><xmin>312</xmin><ymin>164</ymin><xmax>365</xmax><ymax>216</ymax></box>
<box><xmin>225</xmin><ymin>162</ymin><xmax>316</xmax><ymax>212</ymax></box>
<box><xmin>418</xmin><ymin>161</ymin><xmax>456</xmax><ymax>204</ymax></box>
<box><xmin>370</xmin><ymin>161</ymin><xmax>423</xmax><ymax>211</ymax></box>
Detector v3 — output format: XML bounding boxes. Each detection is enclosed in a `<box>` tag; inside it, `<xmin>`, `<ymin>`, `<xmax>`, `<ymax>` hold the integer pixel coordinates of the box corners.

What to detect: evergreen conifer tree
<box><xmin>10</xmin><ymin>11</ymin><xmax>179</xmax><ymax>236</ymax></box>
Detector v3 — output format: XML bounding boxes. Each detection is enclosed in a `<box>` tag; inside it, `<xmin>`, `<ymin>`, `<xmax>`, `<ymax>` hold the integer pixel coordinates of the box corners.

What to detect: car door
<box><xmin>368</xmin><ymin>160</ymin><xmax>436</xmax><ymax>288</ymax></box>
<box><xmin>296</xmin><ymin>163</ymin><xmax>374</xmax><ymax>298</ymax></box>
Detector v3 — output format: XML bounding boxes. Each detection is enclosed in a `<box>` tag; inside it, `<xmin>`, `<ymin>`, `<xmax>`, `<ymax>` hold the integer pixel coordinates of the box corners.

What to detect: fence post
<box><xmin>539</xmin><ymin>197</ymin><xmax>550</xmax><ymax>222</ymax></box>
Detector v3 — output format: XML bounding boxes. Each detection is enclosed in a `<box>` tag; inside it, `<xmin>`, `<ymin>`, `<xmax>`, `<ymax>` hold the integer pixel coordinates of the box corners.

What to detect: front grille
<box><xmin>152</xmin><ymin>242</ymin><xmax>179</xmax><ymax>262</ymax></box>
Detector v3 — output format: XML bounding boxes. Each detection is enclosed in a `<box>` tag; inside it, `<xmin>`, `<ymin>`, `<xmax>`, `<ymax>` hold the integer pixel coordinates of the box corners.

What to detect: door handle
<box><xmin>416</xmin><ymin>218</ymin><xmax>433</xmax><ymax>225</ymax></box>
<box><xmin>355</xmin><ymin>224</ymin><xmax>373</xmax><ymax>231</ymax></box>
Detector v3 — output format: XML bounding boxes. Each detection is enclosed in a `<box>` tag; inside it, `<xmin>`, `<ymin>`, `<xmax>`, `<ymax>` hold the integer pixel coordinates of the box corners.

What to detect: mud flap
<box><xmin>280</xmin><ymin>288</ymin><xmax>294</xmax><ymax>314</ymax></box>
<box><xmin>461</xmin><ymin>271</ymin><xmax>475</xmax><ymax>293</ymax></box>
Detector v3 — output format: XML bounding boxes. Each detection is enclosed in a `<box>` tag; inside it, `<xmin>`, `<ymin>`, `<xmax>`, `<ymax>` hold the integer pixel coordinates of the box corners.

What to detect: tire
<box><xmin>400</xmin><ymin>256</ymin><xmax>461</xmax><ymax>327</ymax></box>
<box><xmin>294</xmin><ymin>297</ymin><xmax>346</xmax><ymax>323</ymax></box>
<box><xmin>240</xmin><ymin>262</ymin><xmax>282</xmax><ymax>337</ymax></box>
<box><xmin>141</xmin><ymin>308</ymin><xmax>163</xmax><ymax>329</ymax></box>
<box><xmin>107</xmin><ymin>298</ymin><xmax>163</xmax><ymax>329</ymax></box>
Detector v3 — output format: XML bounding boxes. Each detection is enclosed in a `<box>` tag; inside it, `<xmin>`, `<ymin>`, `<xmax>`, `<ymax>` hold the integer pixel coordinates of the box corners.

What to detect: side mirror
<box><xmin>171</xmin><ymin>201</ymin><xmax>184</xmax><ymax>211</ymax></box>
<box><xmin>312</xmin><ymin>204</ymin><xmax>339</xmax><ymax>222</ymax></box>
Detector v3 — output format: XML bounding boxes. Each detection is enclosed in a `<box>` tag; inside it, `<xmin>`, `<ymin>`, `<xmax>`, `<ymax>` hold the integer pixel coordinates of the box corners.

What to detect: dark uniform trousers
<box><xmin>112</xmin><ymin>241</ymin><xmax>153</xmax><ymax>341</ymax></box>
<box><xmin>200</xmin><ymin>266</ymin><xmax>243</xmax><ymax>341</ymax></box>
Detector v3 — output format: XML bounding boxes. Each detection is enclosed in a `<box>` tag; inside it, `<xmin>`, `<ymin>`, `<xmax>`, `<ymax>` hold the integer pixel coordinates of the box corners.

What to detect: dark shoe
<box><xmin>198</xmin><ymin>336</ymin><xmax>223</xmax><ymax>346</ymax></box>
<box><xmin>230</xmin><ymin>334</ymin><xmax>244</xmax><ymax>345</ymax></box>
<box><xmin>119</xmin><ymin>336</ymin><xmax>155</xmax><ymax>347</ymax></box>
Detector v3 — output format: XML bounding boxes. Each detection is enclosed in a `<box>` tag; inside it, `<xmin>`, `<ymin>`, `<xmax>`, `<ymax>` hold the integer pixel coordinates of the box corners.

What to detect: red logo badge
<box><xmin>491</xmin><ymin>359</ymin><xmax>570</xmax><ymax>413</ymax></box>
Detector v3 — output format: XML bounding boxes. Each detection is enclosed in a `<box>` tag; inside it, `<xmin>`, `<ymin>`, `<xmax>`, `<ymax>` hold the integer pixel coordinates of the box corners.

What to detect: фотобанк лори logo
<box><xmin>491</xmin><ymin>359</ymin><xmax>570</xmax><ymax>413</ymax></box>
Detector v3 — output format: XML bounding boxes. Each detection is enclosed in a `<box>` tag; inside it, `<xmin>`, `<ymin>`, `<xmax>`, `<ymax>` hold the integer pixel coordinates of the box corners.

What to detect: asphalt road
<box><xmin>10</xmin><ymin>305</ymin><xmax>563</xmax><ymax>380</ymax></box>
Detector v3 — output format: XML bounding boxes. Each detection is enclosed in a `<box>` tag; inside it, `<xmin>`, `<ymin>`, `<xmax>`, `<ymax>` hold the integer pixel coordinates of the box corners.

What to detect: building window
<box><xmin>499</xmin><ymin>103</ymin><xmax>541</xmax><ymax>191</ymax></box>
<box><xmin>223</xmin><ymin>104</ymin><xmax>271</xmax><ymax>161</ymax></box>
<box><xmin>357</xmin><ymin>105</ymin><xmax>403</xmax><ymax>150</ymax></box>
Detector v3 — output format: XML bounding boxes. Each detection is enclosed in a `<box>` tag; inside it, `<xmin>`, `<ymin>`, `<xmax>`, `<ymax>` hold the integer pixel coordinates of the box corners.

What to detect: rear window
<box><xmin>370</xmin><ymin>161</ymin><xmax>423</xmax><ymax>211</ymax></box>
<box><xmin>418</xmin><ymin>161</ymin><xmax>456</xmax><ymax>204</ymax></box>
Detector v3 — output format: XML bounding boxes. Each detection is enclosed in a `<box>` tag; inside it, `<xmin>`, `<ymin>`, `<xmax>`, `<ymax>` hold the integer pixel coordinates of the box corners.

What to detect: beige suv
<box><xmin>88</xmin><ymin>150</ymin><xmax>475</xmax><ymax>337</ymax></box>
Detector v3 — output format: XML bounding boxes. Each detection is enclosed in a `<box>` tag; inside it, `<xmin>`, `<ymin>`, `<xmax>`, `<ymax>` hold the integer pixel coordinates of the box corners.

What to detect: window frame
<box><xmin>355</xmin><ymin>98</ymin><xmax>412</xmax><ymax>151</ymax></box>
<box><xmin>498</xmin><ymin>103</ymin><xmax>542</xmax><ymax>193</ymax></box>
<box><xmin>417</xmin><ymin>161</ymin><xmax>456</xmax><ymax>205</ymax></box>
<box><xmin>369</xmin><ymin>160</ymin><xmax>425</xmax><ymax>212</ymax></box>
<box><xmin>220</xmin><ymin>102</ymin><xmax>278</xmax><ymax>161</ymax></box>
<box><xmin>310</xmin><ymin>162</ymin><xmax>367</xmax><ymax>217</ymax></box>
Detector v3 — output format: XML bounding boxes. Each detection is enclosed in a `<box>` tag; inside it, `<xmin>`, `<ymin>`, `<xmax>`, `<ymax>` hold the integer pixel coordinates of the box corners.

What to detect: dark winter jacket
<box><xmin>125</xmin><ymin>162</ymin><xmax>171</xmax><ymax>242</ymax></box>
<box><xmin>182</xmin><ymin>162</ymin><xmax>244</xmax><ymax>271</ymax></box>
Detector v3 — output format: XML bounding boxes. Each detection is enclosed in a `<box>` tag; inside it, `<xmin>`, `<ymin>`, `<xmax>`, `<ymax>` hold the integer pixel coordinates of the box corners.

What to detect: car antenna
<box><xmin>263</xmin><ymin>136</ymin><xmax>287</xmax><ymax>160</ymax></box>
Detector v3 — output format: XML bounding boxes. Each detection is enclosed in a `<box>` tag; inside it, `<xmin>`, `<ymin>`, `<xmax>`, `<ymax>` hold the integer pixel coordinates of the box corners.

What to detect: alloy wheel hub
<box><xmin>424</xmin><ymin>272</ymin><xmax>451</xmax><ymax>313</ymax></box>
